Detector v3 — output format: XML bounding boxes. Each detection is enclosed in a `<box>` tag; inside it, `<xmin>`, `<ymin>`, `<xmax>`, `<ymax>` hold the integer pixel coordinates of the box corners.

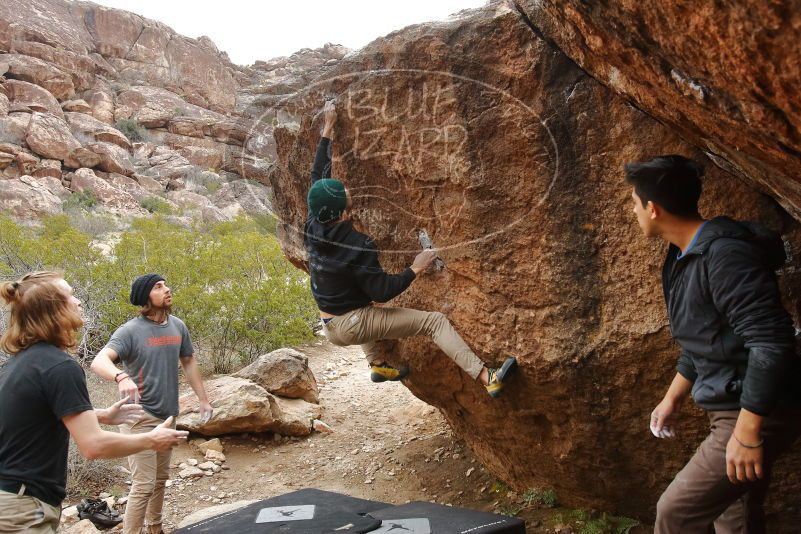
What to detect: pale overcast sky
<box><xmin>89</xmin><ymin>0</ymin><xmax>488</xmax><ymax>66</ymax></box>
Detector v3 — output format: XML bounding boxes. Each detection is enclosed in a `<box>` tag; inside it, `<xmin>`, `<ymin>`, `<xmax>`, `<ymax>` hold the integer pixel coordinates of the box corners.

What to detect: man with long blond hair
<box><xmin>91</xmin><ymin>273</ymin><xmax>211</xmax><ymax>534</ymax></box>
<box><xmin>0</xmin><ymin>271</ymin><xmax>188</xmax><ymax>533</ymax></box>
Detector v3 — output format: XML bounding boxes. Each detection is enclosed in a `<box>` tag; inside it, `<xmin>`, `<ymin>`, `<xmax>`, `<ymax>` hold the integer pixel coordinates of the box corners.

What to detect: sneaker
<box><xmin>485</xmin><ymin>357</ymin><xmax>518</xmax><ymax>398</ymax></box>
<box><xmin>77</xmin><ymin>497</ymin><xmax>123</xmax><ymax>529</ymax></box>
<box><xmin>370</xmin><ymin>362</ymin><xmax>410</xmax><ymax>382</ymax></box>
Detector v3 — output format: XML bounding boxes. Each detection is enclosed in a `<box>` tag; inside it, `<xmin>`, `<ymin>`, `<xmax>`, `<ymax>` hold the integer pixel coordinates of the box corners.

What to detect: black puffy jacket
<box><xmin>662</xmin><ymin>216</ymin><xmax>801</xmax><ymax>415</ymax></box>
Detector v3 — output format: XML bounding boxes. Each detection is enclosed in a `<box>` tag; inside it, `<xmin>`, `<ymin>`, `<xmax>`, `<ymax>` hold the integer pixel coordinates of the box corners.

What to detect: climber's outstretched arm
<box><xmin>310</xmin><ymin>100</ymin><xmax>336</xmax><ymax>183</ymax></box>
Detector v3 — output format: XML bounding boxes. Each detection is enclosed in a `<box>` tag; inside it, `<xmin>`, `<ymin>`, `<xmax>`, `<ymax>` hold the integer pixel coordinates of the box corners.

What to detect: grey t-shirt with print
<box><xmin>105</xmin><ymin>315</ymin><xmax>194</xmax><ymax>419</ymax></box>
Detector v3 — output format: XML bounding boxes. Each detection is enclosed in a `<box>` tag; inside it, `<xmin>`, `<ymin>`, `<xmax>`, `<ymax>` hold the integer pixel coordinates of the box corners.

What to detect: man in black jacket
<box><xmin>626</xmin><ymin>155</ymin><xmax>801</xmax><ymax>533</ymax></box>
<box><xmin>304</xmin><ymin>101</ymin><xmax>517</xmax><ymax>397</ymax></box>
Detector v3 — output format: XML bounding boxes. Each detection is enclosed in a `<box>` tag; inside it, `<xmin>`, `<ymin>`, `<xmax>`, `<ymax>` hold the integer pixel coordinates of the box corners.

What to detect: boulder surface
<box><xmin>266</xmin><ymin>2</ymin><xmax>801</xmax><ymax>522</ymax></box>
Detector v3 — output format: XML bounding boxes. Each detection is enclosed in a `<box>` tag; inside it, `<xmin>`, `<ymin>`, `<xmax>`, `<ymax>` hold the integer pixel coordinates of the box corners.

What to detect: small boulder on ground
<box><xmin>234</xmin><ymin>348</ymin><xmax>319</xmax><ymax>403</ymax></box>
<box><xmin>179</xmin><ymin>466</ymin><xmax>205</xmax><ymax>479</ymax></box>
<box><xmin>177</xmin><ymin>376</ymin><xmax>319</xmax><ymax>436</ymax></box>
<box><xmin>197</xmin><ymin>438</ymin><xmax>224</xmax><ymax>454</ymax></box>
<box><xmin>205</xmin><ymin>449</ymin><xmax>226</xmax><ymax>463</ymax></box>
<box><xmin>62</xmin><ymin>519</ymin><xmax>101</xmax><ymax>533</ymax></box>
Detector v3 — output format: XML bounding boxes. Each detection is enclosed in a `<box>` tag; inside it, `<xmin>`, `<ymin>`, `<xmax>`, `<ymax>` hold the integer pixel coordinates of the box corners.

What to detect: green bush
<box><xmin>63</xmin><ymin>190</ymin><xmax>98</xmax><ymax>211</ymax></box>
<box><xmin>252</xmin><ymin>213</ymin><xmax>278</xmax><ymax>235</ymax></box>
<box><xmin>139</xmin><ymin>196</ymin><xmax>175</xmax><ymax>215</ymax></box>
<box><xmin>524</xmin><ymin>487</ymin><xmax>559</xmax><ymax>508</ymax></box>
<box><xmin>557</xmin><ymin>510</ymin><xmax>640</xmax><ymax>534</ymax></box>
<box><xmin>66</xmin><ymin>210</ymin><xmax>121</xmax><ymax>238</ymax></box>
<box><xmin>115</xmin><ymin>118</ymin><xmax>148</xmax><ymax>142</ymax></box>
<box><xmin>0</xmin><ymin>214</ymin><xmax>318</xmax><ymax>370</ymax></box>
<box><xmin>186</xmin><ymin>168</ymin><xmax>224</xmax><ymax>194</ymax></box>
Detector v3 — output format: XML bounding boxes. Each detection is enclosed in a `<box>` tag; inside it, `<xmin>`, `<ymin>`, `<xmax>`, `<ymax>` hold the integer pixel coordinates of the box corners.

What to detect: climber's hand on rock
<box><xmin>411</xmin><ymin>250</ymin><xmax>438</xmax><ymax>275</ymax></box>
<box><xmin>323</xmin><ymin>100</ymin><xmax>336</xmax><ymax>137</ymax></box>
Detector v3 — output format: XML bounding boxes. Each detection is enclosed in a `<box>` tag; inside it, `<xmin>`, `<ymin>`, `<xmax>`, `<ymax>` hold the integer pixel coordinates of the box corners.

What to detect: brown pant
<box><xmin>0</xmin><ymin>489</ymin><xmax>60</xmax><ymax>533</ymax></box>
<box><xmin>119</xmin><ymin>412</ymin><xmax>173</xmax><ymax>534</ymax></box>
<box><xmin>323</xmin><ymin>305</ymin><xmax>485</xmax><ymax>379</ymax></box>
<box><xmin>655</xmin><ymin>407</ymin><xmax>801</xmax><ymax>534</ymax></box>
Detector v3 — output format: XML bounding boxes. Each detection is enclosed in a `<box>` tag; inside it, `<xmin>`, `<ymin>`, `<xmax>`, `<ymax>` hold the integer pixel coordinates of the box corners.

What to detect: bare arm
<box><xmin>90</xmin><ymin>347</ymin><xmax>122</xmax><ymax>381</ymax></box>
<box><xmin>91</xmin><ymin>347</ymin><xmax>139</xmax><ymax>402</ymax></box>
<box><xmin>663</xmin><ymin>372</ymin><xmax>693</xmax><ymax>405</ymax></box>
<box><xmin>63</xmin><ymin>410</ymin><xmax>187</xmax><ymax>460</ymax></box>
<box><xmin>180</xmin><ymin>356</ymin><xmax>208</xmax><ymax>402</ymax></box>
<box><xmin>650</xmin><ymin>372</ymin><xmax>693</xmax><ymax>438</ymax></box>
<box><xmin>180</xmin><ymin>356</ymin><xmax>213</xmax><ymax>422</ymax></box>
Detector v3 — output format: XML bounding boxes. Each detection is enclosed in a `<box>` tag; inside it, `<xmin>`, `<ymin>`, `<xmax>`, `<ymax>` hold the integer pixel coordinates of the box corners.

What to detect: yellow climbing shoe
<box><xmin>370</xmin><ymin>362</ymin><xmax>410</xmax><ymax>382</ymax></box>
<box><xmin>485</xmin><ymin>357</ymin><xmax>518</xmax><ymax>398</ymax></box>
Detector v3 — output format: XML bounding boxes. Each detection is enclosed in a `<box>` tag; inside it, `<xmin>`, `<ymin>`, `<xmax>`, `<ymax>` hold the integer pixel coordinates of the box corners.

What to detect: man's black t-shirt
<box><xmin>0</xmin><ymin>342</ymin><xmax>93</xmax><ymax>506</ymax></box>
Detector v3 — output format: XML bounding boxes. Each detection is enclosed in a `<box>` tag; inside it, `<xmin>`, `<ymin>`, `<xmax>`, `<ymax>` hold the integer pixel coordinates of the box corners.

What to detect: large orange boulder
<box><xmin>517</xmin><ymin>0</ymin><xmax>801</xmax><ymax>222</ymax></box>
<box><xmin>266</xmin><ymin>3</ymin><xmax>801</xmax><ymax>526</ymax></box>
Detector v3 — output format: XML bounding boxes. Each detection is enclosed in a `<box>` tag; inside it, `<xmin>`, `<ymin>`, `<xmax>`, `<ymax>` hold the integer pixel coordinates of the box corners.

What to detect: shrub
<box><xmin>63</xmin><ymin>190</ymin><xmax>98</xmax><ymax>211</ymax></box>
<box><xmin>524</xmin><ymin>487</ymin><xmax>559</xmax><ymax>508</ymax></box>
<box><xmin>115</xmin><ymin>119</ymin><xmax>148</xmax><ymax>142</ymax></box>
<box><xmin>139</xmin><ymin>196</ymin><xmax>175</xmax><ymax>215</ymax></box>
<box><xmin>556</xmin><ymin>510</ymin><xmax>640</xmax><ymax>534</ymax></box>
<box><xmin>252</xmin><ymin>213</ymin><xmax>278</xmax><ymax>235</ymax></box>
<box><xmin>0</xmin><ymin>214</ymin><xmax>318</xmax><ymax>370</ymax></box>
<box><xmin>186</xmin><ymin>168</ymin><xmax>223</xmax><ymax>194</ymax></box>
<box><xmin>66</xmin><ymin>210</ymin><xmax>122</xmax><ymax>238</ymax></box>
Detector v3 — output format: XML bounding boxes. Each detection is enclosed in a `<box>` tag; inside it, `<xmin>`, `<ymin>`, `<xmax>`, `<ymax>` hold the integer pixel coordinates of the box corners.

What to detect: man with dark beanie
<box><xmin>90</xmin><ymin>274</ymin><xmax>212</xmax><ymax>534</ymax></box>
<box><xmin>625</xmin><ymin>155</ymin><xmax>801</xmax><ymax>533</ymax></box>
<box><xmin>305</xmin><ymin>100</ymin><xmax>518</xmax><ymax>397</ymax></box>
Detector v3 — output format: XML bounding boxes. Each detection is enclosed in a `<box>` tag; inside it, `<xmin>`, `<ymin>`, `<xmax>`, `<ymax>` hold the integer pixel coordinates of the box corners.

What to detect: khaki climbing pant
<box><xmin>119</xmin><ymin>412</ymin><xmax>174</xmax><ymax>534</ymax></box>
<box><xmin>0</xmin><ymin>489</ymin><xmax>60</xmax><ymax>533</ymax></box>
<box><xmin>322</xmin><ymin>305</ymin><xmax>485</xmax><ymax>380</ymax></box>
<box><xmin>655</xmin><ymin>406</ymin><xmax>801</xmax><ymax>534</ymax></box>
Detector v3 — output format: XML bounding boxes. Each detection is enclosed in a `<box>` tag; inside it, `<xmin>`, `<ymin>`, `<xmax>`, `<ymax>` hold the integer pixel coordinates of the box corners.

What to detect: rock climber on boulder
<box><xmin>303</xmin><ymin>100</ymin><xmax>518</xmax><ymax>397</ymax></box>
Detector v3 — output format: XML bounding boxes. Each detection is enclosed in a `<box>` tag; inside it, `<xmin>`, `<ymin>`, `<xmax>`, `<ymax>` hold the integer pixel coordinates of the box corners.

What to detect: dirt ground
<box><xmin>73</xmin><ymin>338</ymin><xmax>647</xmax><ymax>534</ymax></box>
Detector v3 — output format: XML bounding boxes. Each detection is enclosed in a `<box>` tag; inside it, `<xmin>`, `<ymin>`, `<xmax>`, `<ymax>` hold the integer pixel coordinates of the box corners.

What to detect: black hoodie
<box><xmin>662</xmin><ymin>216</ymin><xmax>801</xmax><ymax>415</ymax></box>
<box><xmin>304</xmin><ymin>137</ymin><xmax>416</xmax><ymax>315</ymax></box>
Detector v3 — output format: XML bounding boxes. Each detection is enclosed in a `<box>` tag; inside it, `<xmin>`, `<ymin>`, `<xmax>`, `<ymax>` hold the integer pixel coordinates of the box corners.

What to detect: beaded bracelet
<box><xmin>733</xmin><ymin>433</ymin><xmax>763</xmax><ymax>449</ymax></box>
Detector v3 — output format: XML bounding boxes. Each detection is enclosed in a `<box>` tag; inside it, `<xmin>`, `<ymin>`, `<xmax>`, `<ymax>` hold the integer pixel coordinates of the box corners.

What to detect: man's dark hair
<box><xmin>625</xmin><ymin>155</ymin><xmax>704</xmax><ymax>217</ymax></box>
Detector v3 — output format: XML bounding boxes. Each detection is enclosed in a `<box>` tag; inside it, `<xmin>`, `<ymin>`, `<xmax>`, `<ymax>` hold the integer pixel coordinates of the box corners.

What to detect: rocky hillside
<box><xmin>266</xmin><ymin>0</ymin><xmax>801</xmax><ymax>527</ymax></box>
<box><xmin>0</xmin><ymin>0</ymin><xmax>346</xmax><ymax>223</ymax></box>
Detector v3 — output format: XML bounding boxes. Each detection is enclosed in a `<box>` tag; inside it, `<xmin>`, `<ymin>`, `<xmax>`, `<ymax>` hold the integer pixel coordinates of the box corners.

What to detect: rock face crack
<box><xmin>510</xmin><ymin>0</ymin><xmax>555</xmax><ymax>49</ymax></box>
<box><xmin>124</xmin><ymin>21</ymin><xmax>147</xmax><ymax>62</ymax></box>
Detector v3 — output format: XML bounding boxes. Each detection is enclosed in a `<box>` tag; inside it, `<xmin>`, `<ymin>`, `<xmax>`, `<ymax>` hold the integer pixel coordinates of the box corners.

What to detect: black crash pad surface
<box><xmin>175</xmin><ymin>488</ymin><xmax>388</xmax><ymax>533</ymax></box>
<box><xmin>367</xmin><ymin>501</ymin><xmax>526</xmax><ymax>534</ymax></box>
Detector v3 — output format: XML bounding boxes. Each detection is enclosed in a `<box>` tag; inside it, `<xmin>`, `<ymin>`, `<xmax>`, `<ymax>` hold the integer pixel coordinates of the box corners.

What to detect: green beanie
<box><xmin>307</xmin><ymin>179</ymin><xmax>347</xmax><ymax>223</ymax></box>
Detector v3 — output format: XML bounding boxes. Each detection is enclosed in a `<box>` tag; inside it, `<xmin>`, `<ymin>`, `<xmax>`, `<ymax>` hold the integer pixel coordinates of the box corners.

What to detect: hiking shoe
<box><xmin>370</xmin><ymin>362</ymin><xmax>410</xmax><ymax>382</ymax></box>
<box><xmin>485</xmin><ymin>357</ymin><xmax>518</xmax><ymax>398</ymax></box>
<box><xmin>77</xmin><ymin>497</ymin><xmax>122</xmax><ymax>529</ymax></box>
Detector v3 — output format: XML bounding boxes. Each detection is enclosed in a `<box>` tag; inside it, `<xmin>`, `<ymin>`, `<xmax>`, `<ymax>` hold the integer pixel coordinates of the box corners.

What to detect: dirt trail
<box><xmin>84</xmin><ymin>338</ymin><xmax>646</xmax><ymax>533</ymax></box>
